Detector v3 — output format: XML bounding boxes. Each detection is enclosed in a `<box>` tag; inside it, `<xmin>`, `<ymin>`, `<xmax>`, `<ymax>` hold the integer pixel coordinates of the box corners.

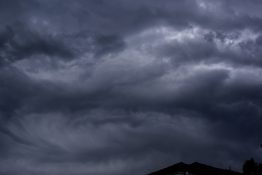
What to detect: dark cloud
<box><xmin>0</xmin><ymin>0</ymin><xmax>262</xmax><ymax>175</ymax></box>
<box><xmin>0</xmin><ymin>24</ymin><xmax>74</xmax><ymax>66</ymax></box>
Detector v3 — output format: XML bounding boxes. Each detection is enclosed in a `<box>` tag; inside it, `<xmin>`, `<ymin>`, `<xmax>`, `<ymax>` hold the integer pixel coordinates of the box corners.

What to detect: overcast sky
<box><xmin>1</xmin><ymin>0</ymin><xmax>262</xmax><ymax>175</ymax></box>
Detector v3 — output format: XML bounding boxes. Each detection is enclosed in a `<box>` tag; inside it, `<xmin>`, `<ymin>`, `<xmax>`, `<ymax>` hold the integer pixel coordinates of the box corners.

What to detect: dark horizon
<box><xmin>1</xmin><ymin>0</ymin><xmax>262</xmax><ymax>175</ymax></box>
<box><xmin>148</xmin><ymin>161</ymin><xmax>242</xmax><ymax>175</ymax></box>
<box><xmin>148</xmin><ymin>159</ymin><xmax>262</xmax><ymax>175</ymax></box>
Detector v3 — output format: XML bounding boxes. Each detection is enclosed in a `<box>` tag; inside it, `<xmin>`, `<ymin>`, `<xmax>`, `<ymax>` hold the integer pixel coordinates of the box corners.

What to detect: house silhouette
<box><xmin>147</xmin><ymin>162</ymin><xmax>242</xmax><ymax>175</ymax></box>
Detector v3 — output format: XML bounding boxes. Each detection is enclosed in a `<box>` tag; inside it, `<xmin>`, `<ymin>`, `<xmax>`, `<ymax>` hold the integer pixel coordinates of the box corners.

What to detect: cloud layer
<box><xmin>1</xmin><ymin>0</ymin><xmax>262</xmax><ymax>175</ymax></box>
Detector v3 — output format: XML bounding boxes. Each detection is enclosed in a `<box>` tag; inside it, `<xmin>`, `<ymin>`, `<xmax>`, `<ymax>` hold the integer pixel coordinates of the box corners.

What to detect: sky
<box><xmin>0</xmin><ymin>0</ymin><xmax>262</xmax><ymax>175</ymax></box>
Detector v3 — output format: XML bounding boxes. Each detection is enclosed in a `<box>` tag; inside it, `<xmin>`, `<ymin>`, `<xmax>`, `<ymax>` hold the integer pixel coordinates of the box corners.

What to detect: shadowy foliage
<box><xmin>243</xmin><ymin>158</ymin><xmax>262</xmax><ymax>175</ymax></box>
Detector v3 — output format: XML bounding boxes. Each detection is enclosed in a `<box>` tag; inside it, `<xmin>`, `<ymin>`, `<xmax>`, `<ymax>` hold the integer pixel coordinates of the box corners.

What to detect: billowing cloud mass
<box><xmin>0</xmin><ymin>0</ymin><xmax>262</xmax><ymax>175</ymax></box>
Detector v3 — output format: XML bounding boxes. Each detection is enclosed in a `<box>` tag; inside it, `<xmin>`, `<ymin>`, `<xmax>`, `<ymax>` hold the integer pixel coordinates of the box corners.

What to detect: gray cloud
<box><xmin>0</xmin><ymin>24</ymin><xmax>74</xmax><ymax>66</ymax></box>
<box><xmin>1</xmin><ymin>0</ymin><xmax>262</xmax><ymax>175</ymax></box>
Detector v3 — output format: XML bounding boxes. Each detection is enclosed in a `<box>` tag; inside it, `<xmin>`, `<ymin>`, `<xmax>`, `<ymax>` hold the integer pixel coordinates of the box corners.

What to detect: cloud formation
<box><xmin>0</xmin><ymin>0</ymin><xmax>262</xmax><ymax>175</ymax></box>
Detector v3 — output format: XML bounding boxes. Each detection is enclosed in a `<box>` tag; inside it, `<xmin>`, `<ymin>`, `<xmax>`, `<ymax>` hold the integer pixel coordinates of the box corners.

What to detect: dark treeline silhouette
<box><xmin>243</xmin><ymin>158</ymin><xmax>262</xmax><ymax>175</ymax></box>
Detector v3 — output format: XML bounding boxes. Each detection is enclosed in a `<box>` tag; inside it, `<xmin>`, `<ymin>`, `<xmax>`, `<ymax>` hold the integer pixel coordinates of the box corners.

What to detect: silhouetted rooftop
<box><xmin>148</xmin><ymin>162</ymin><xmax>242</xmax><ymax>175</ymax></box>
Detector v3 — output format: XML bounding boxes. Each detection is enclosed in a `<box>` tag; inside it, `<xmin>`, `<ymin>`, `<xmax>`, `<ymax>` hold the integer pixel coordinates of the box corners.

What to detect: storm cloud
<box><xmin>0</xmin><ymin>0</ymin><xmax>262</xmax><ymax>175</ymax></box>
